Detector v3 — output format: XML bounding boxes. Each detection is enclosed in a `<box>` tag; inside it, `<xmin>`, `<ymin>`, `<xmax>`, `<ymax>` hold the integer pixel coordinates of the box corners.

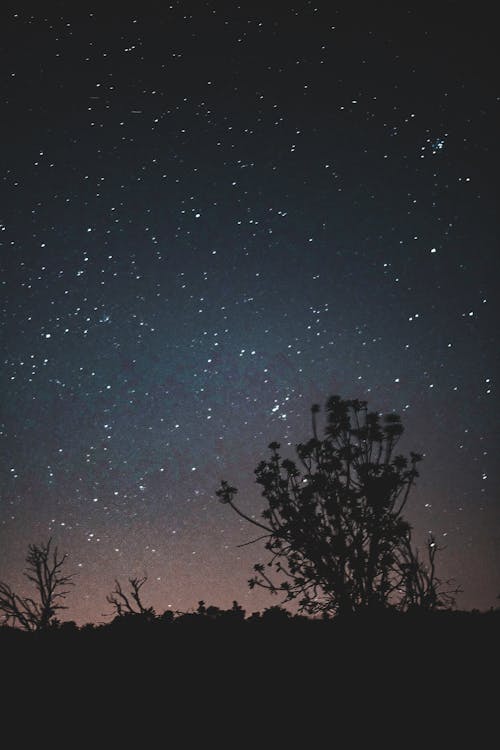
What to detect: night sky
<box><xmin>1</xmin><ymin>3</ymin><xmax>498</xmax><ymax>624</ymax></box>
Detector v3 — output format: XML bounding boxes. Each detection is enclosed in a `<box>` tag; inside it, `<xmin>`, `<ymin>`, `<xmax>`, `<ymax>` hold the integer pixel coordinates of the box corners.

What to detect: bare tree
<box><xmin>0</xmin><ymin>539</ymin><xmax>74</xmax><ymax>630</ymax></box>
<box><xmin>106</xmin><ymin>575</ymin><xmax>155</xmax><ymax>619</ymax></box>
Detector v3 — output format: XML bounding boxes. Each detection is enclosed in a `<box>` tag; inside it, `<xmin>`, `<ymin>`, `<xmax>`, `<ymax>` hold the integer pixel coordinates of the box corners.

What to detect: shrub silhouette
<box><xmin>217</xmin><ymin>395</ymin><xmax>458</xmax><ymax>617</ymax></box>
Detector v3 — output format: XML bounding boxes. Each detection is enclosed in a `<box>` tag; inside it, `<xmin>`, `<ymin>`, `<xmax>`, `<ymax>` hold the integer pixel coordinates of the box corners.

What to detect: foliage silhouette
<box><xmin>0</xmin><ymin>538</ymin><xmax>74</xmax><ymax>630</ymax></box>
<box><xmin>217</xmin><ymin>395</ymin><xmax>459</xmax><ymax>616</ymax></box>
<box><xmin>195</xmin><ymin>599</ymin><xmax>246</xmax><ymax>623</ymax></box>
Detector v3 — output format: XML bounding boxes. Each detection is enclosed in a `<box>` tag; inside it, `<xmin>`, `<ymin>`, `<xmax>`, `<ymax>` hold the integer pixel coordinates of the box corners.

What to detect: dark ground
<box><xmin>3</xmin><ymin>610</ymin><xmax>496</xmax><ymax>741</ymax></box>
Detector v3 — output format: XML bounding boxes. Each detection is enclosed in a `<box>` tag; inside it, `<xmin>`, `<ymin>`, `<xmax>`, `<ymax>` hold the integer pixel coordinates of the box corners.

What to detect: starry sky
<box><xmin>1</xmin><ymin>3</ymin><xmax>498</xmax><ymax>624</ymax></box>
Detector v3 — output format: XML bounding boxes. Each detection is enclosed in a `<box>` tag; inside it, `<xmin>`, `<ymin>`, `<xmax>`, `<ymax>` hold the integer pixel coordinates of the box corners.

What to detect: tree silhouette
<box><xmin>217</xmin><ymin>395</ymin><xmax>457</xmax><ymax>617</ymax></box>
<box><xmin>0</xmin><ymin>538</ymin><xmax>74</xmax><ymax>630</ymax></box>
<box><xmin>106</xmin><ymin>575</ymin><xmax>155</xmax><ymax>620</ymax></box>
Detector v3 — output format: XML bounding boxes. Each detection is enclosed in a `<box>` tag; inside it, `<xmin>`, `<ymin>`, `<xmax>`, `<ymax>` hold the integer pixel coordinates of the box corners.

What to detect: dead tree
<box><xmin>106</xmin><ymin>575</ymin><xmax>155</xmax><ymax>619</ymax></box>
<box><xmin>0</xmin><ymin>539</ymin><xmax>74</xmax><ymax>630</ymax></box>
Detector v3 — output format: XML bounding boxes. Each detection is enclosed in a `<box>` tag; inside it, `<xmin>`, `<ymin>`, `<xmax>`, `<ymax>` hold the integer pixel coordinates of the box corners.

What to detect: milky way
<box><xmin>1</xmin><ymin>4</ymin><xmax>498</xmax><ymax>623</ymax></box>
